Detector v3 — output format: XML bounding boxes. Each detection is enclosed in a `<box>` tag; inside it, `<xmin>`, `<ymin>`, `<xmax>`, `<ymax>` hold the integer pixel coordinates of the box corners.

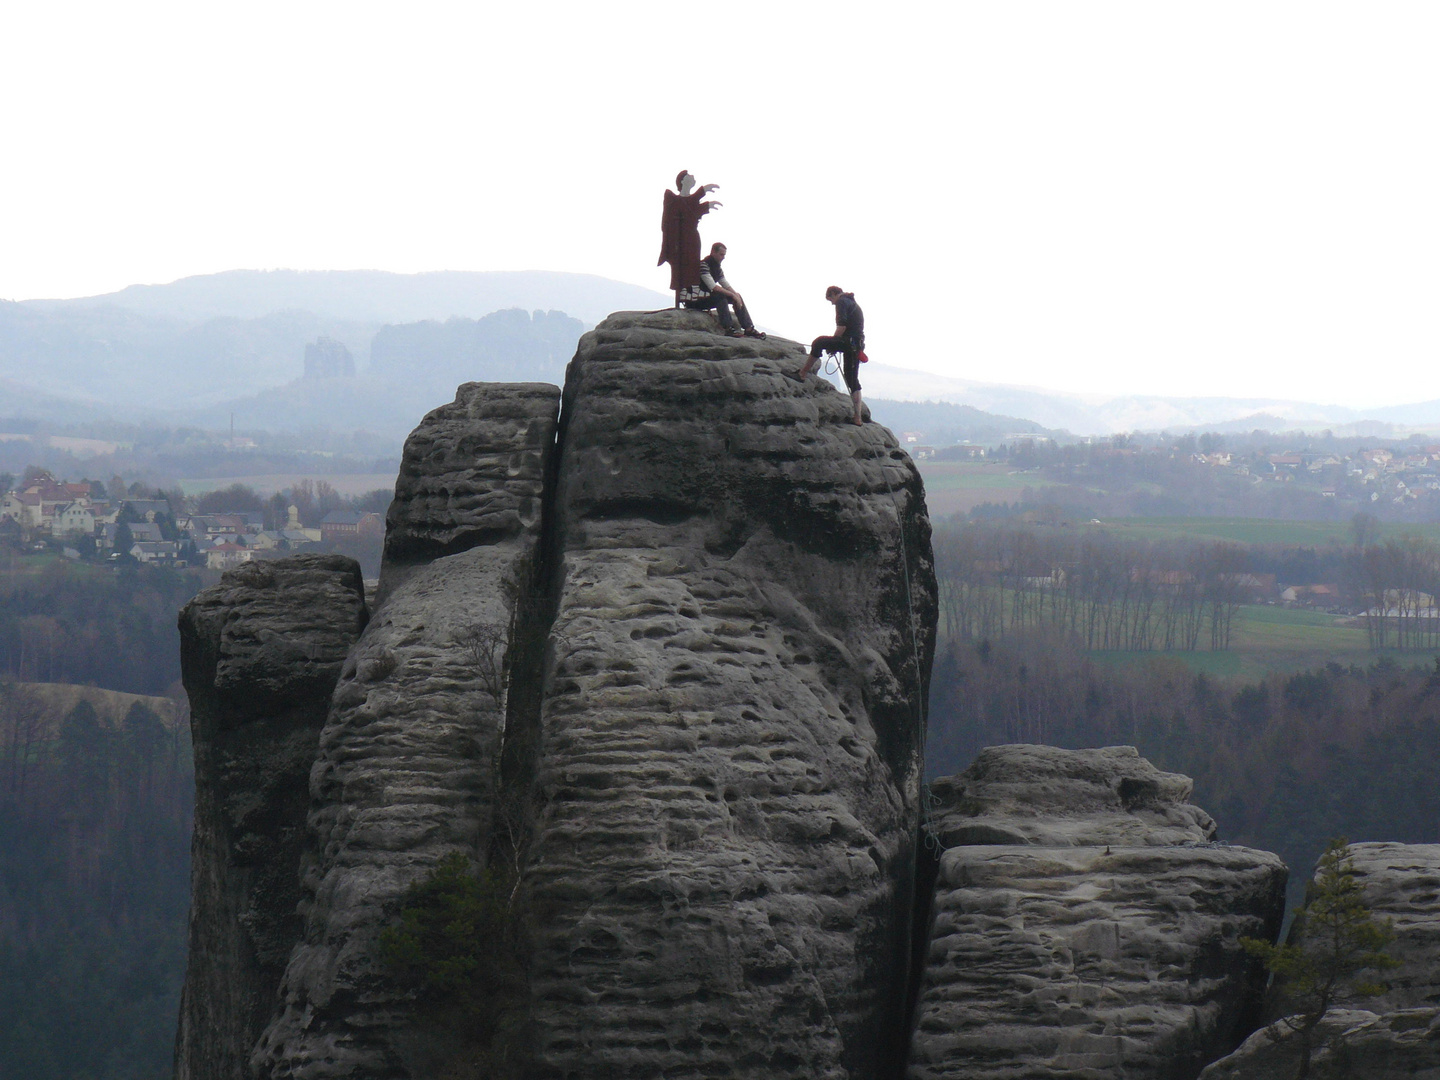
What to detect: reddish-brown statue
<box><xmin>658</xmin><ymin>170</ymin><xmax>721</xmax><ymax>302</ymax></box>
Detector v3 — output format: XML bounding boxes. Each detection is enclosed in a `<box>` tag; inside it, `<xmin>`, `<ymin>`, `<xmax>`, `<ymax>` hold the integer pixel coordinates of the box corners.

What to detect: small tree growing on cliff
<box><xmin>378</xmin><ymin>852</ymin><xmax>527</xmax><ymax>1078</ymax></box>
<box><xmin>456</xmin><ymin>621</ymin><xmax>508</xmax><ymax>705</ymax></box>
<box><xmin>1242</xmin><ymin>838</ymin><xmax>1397</xmax><ymax>1080</ymax></box>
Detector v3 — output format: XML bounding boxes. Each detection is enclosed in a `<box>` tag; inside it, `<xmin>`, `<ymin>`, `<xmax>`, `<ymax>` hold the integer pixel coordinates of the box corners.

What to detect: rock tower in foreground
<box><xmin>178</xmin><ymin>310</ymin><xmax>938</xmax><ymax>1079</ymax></box>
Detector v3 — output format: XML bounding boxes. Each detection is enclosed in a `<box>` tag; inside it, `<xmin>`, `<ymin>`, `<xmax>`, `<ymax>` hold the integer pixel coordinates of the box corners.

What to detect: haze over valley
<box><xmin>5</xmin><ymin>269</ymin><xmax>1440</xmax><ymax>446</ymax></box>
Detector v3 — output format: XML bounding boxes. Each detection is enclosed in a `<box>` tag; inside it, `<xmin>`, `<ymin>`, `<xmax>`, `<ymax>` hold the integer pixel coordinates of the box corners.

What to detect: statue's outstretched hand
<box><xmin>703</xmin><ymin>184</ymin><xmax>720</xmax><ymax>193</ymax></box>
<box><xmin>708</xmin><ymin>200</ymin><xmax>723</xmax><ymax>209</ymax></box>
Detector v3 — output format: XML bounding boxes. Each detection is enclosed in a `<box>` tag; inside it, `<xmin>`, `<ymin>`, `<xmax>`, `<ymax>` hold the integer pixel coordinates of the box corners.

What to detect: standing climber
<box><xmin>794</xmin><ymin>286</ymin><xmax>866</xmax><ymax>425</ymax></box>
<box><xmin>684</xmin><ymin>242</ymin><xmax>765</xmax><ymax>338</ymax></box>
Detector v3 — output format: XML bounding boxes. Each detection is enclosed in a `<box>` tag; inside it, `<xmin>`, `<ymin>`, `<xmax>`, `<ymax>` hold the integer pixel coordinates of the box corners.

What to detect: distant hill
<box><xmin>0</xmin><ymin>300</ymin><xmax>376</xmax><ymax>411</ymax></box>
<box><xmin>0</xmin><ymin>375</ymin><xmax>115</xmax><ymax>423</ymax></box>
<box><xmin>858</xmin><ymin>362</ymin><xmax>1440</xmax><ymax>436</ymax></box>
<box><xmin>2</xmin><ymin>272</ymin><xmax>667</xmax><ymax>419</ymax></box>
<box><xmin>186</xmin><ymin>309</ymin><xmax>588</xmax><ymax>438</ymax></box>
<box><xmin>25</xmin><ymin>269</ymin><xmax>670</xmax><ymax>326</ymax></box>
<box><xmin>369</xmin><ymin>308</ymin><xmax>583</xmax><ymax>387</ymax></box>
<box><xmin>863</xmin><ymin>399</ymin><xmax>1056</xmax><ymax>446</ymax></box>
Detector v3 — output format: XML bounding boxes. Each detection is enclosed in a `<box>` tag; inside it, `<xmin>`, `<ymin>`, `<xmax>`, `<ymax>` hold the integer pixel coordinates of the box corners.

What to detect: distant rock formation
<box><xmin>1200</xmin><ymin>843</ymin><xmax>1440</xmax><ymax>1079</ymax></box>
<box><xmin>302</xmin><ymin>336</ymin><xmax>355</xmax><ymax>379</ymax></box>
<box><xmin>909</xmin><ymin>746</ymin><xmax>1288</xmax><ymax>1080</ymax></box>
<box><xmin>173</xmin><ymin>555</ymin><xmax>369</xmax><ymax>1080</ymax></box>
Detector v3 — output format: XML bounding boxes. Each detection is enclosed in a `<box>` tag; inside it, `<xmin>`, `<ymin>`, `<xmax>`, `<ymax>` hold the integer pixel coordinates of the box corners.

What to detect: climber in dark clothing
<box><xmin>794</xmin><ymin>286</ymin><xmax>866</xmax><ymax>425</ymax></box>
<box><xmin>683</xmin><ymin>243</ymin><xmax>765</xmax><ymax>338</ymax></box>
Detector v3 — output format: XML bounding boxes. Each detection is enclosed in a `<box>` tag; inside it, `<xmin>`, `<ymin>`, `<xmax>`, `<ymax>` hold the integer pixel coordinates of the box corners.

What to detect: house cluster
<box><xmin>1</xmin><ymin>475</ymin><xmax>384</xmax><ymax>569</ymax></box>
<box><xmin>1188</xmin><ymin>445</ymin><xmax>1440</xmax><ymax>505</ymax></box>
<box><xmin>174</xmin><ymin>508</ymin><xmax>383</xmax><ymax>569</ymax></box>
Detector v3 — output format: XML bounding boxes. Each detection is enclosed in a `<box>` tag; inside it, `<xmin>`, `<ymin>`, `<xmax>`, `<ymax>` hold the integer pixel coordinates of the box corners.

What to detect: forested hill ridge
<box><xmin>0</xmin><ymin>300</ymin><xmax>593</xmax><ymax>420</ymax></box>
<box><xmin>1</xmin><ymin>677</ymin><xmax>192</xmax><ymax>1079</ymax></box>
<box><xmin>860</xmin><ymin>362</ymin><xmax>1440</xmax><ymax>436</ymax></box>
<box><xmin>1</xmin><ymin>270</ymin><xmax>666</xmax><ymax>419</ymax></box>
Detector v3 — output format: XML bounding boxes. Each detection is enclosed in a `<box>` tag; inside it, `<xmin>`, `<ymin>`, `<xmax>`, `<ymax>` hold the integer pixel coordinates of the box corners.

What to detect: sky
<box><xmin>2</xmin><ymin>1</ymin><xmax>1437</xmax><ymax>408</ymax></box>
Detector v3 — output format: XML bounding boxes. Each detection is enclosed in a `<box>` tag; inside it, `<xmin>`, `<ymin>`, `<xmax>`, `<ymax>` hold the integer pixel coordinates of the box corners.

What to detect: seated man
<box><xmin>684</xmin><ymin>242</ymin><xmax>765</xmax><ymax>338</ymax></box>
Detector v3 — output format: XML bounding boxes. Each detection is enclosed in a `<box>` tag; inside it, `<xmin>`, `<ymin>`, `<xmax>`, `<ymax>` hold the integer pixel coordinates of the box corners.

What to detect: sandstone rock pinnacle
<box><xmin>210</xmin><ymin>310</ymin><xmax>938</xmax><ymax>1079</ymax></box>
<box><xmin>174</xmin><ymin>554</ymin><xmax>369</xmax><ymax>1080</ymax></box>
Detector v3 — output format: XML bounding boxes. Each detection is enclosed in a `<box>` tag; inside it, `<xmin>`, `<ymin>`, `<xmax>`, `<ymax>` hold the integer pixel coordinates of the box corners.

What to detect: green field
<box><xmin>1071</xmin><ymin>516</ymin><xmax>1440</xmax><ymax>547</ymax></box>
<box><xmin>916</xmin><ymin>461</ymin><xmax>1065</xmax><ymax>517</ymax></box>
<box><xmin>1090</xmin><ymin>603</ymin><xmax>1387</xmax><ymax>680</ymax></box>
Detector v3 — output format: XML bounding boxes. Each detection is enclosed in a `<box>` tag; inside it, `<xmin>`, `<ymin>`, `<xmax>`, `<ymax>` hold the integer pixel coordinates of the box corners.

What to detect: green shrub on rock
<box><xmin>1242</xmin><ymin>838</ymin><xmax>1398</xmax><ymax>1079</ymax></box>
<box><xmin>378</xmin><ymin>852</ymin><xmax>527</xmax><ymax>1078</ymax></box>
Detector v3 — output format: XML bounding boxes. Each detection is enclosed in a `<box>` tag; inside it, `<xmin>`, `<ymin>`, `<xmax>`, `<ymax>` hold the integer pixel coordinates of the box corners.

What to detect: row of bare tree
<box><xmin>932</xmin><ymin>524</ymin><xmax>1250</xmax><ymax>651</ymax></box>
<box><xmin>1353</xmin><ymin>536</ymin><xmax>1440</xmax><ymax>650</ymax></box>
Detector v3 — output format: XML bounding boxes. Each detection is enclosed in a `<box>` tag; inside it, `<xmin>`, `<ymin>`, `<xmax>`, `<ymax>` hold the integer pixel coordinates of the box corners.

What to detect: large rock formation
<box><xmin>174</xmin><ymin>554</ymin><xmax>369</xmax><ymax>1080</ymax></box>
<box><xmin>909</xmin><ymin>745</ymin><xmax>1288</xmax><ymax>1080</ymax></box>
<box><xmin>179</xmin><ymin>312</ymin><xmax>1314</xmax><ymax>1080</ymax></box>
<box><xmin>522</xmin><ymin>312</ymin><xmax>935</xmax><ymax>1079</ymax></box>
<box><xmin>192</xmin><ymin>310</ymin><xmax>938</xmax><ymax>1079</ymax></box>
<box><xmin>1199</xmin><ymin>843</ymin><xmax>1440</xmax><ymax>1079</ymax></box>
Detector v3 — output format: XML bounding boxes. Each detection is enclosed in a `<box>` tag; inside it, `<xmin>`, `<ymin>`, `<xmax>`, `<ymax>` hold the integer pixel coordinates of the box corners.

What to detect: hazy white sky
<box><xmin>2</xmin><ymin>2</ymin><xmax>1436</xmax><ymax>407</ymax></box>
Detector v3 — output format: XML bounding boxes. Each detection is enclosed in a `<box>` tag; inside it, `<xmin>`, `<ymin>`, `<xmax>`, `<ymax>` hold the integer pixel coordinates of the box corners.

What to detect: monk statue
<box><xmin>658</xmin><ymin>170</ymin><xmax>721</xmax><ymax>305</ymax></box>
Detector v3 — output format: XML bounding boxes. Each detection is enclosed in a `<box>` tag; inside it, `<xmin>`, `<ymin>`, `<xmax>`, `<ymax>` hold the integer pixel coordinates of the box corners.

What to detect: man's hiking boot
<box><xmin>728</xmin><ymin>328</ymin><xmax>746</xmax><ymax>337</ymax></box>
<box><xmin>745</xmin><ymin>329</ymin><xmax>767</xmax><ymax>339</ymax></box>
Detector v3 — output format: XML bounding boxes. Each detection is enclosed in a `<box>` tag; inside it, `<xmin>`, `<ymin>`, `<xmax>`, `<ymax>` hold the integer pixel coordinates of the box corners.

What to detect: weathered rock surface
<box><xmin>909</xmin><ymin>745</ymin><xmax>1287</xmax><ymax>1080</ymax></box>
<box><xmin>174</xmin><ymin>554</ymin><xmax>369</xmax><ymax>1080</ymax></box>
<box><xmin>1200</xmin><ymin>842</ymin><xmax>1440</xmax><ymax>1079</ymax></box>
<box><xmin>193</xmin><ymin>312</ymin><xmax>1344</xmax><ymax>1080</ymax></box>
<box><xmin>927</xmin><ymin>744</ymin><xmax>1217</xmax><ymax>848</ymax></box>
<box><xmin>520</xmin><ymin>310</ymin><xmax>936</xmax><ymax>1078</ymax></box>
<box><xmin>253</xmin><ymin>382</ymin><xmax>560</xmax><ymax>1078</ymax></box>
<box><xmin>378</xmin><ymin>381</ymin><xmax>561</xmax><ymax>602</ymax></box>
<box><xmin>1198</xmin><ymin>1009</ymin><xmax>1440</xmax><ymax>1079</ymax></box>
<box><xmin>1325</xmin><ymin>843</ymin><xmax>1440</xmax><ymax>1013</ymax></box>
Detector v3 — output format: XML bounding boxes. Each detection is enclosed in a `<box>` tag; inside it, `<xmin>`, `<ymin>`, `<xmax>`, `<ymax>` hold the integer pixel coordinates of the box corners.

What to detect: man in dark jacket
<box><xmin>684</xmin><ymin>242</ymin><xmax>764</xmax><ymax>337</ymax></box>
<box><xmin>795</xmin><ymin>286</ymin><xmax>866</xmax><ymax>425</ymax></box>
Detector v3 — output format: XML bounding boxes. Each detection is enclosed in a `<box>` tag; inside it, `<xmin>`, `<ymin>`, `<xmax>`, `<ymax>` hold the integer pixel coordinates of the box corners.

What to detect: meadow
<box><xmin>1086</xmin><ymin>516</ymin><xmax>1440</xmax><ymax>547</ymax></box>
<box><xmin>914</xmin><ymin>461</ymin><xmax>1065</xmax><ymax>517</ymax></box>
<box><xmin>1088</xmin><ymin>603</ymin><xmax>1380</xmax><ymax>680</ymax></box>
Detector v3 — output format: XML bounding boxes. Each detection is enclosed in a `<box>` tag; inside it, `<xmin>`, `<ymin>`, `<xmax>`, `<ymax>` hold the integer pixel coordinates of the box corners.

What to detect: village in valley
<box><xmin>0</xmin><ymin>470</ymin><xmax>385</xmax><ymax>573</ymax></box>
